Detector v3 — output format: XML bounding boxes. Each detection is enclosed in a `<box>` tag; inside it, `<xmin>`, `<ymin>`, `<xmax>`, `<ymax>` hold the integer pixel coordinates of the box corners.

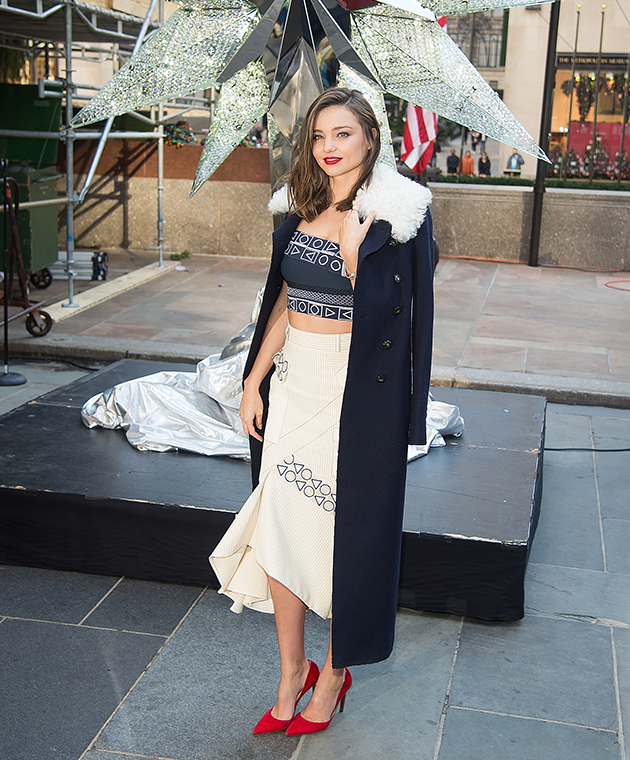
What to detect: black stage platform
<box><xmin>0</xmin><ymin>360</ymin><xmax>545</xmax><ymax>621</ymax></box>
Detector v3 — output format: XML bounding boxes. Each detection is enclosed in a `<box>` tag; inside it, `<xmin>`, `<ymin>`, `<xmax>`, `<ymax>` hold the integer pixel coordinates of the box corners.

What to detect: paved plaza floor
<box><xmin>5</xmin><ymin>246</ymin><xmax>630</xmax><ymax>407</ymax></box>
<box><xmin>1</xmin><ymin>240</ymin><xmax>629</xmax><ymax>758</ymax></box>
<box><xmin>1</xmin><ymin>395</ymin><xmax>629</xmax><ymax>760</ymax></box>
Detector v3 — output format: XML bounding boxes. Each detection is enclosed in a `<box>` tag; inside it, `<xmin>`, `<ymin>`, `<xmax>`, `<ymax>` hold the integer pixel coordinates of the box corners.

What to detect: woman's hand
<box><xmin>239</xmin><ymin>382</ymin><xmax>264</xmax><ymax>442</ymax></box>
<box><xmin>338</xmin><ymin>205</ymin><xmax>377</xmax><ymax>277</ymax></box>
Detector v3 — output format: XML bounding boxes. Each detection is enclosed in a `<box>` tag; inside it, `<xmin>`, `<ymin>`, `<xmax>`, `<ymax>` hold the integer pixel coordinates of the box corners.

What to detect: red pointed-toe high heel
<box><xmin>286</xmin><ymin>668</ymin><xmax>352</xmax><ymax>736</ymax></box>
<box><xmin>253</xmin><ymin>660</ymin><xmax>319</xmax><ymax>735</ymax></box>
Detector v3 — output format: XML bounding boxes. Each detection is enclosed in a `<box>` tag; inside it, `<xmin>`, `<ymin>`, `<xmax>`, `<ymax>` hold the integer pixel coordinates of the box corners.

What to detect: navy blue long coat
<box><xmin>244</xmin><ymin>208</ymin><xmax>435</xmax><ymax>668</ymax></box>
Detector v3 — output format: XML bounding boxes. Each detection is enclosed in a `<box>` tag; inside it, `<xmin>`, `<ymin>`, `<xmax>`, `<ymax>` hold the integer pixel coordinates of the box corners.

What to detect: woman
<box><xmin>210</xmin><ymin>88</ymin><xmax>434</xmax><ymax>736</ymax></box>
<box><xmin>478</xmin><ymin>151</ymin><xmax>491</xmax><ymax>177</ymax></box>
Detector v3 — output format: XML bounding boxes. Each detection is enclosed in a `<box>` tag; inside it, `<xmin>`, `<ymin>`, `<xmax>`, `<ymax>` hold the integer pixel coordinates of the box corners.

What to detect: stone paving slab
<box><xmin>0</xmin><ymin>565</ymin><xmax>120</xmax><ymax>624</ymax></box>
<box><xmin>44</xmin><ymin>261</ymin><xmax>179</xmax><ymax>324</ymax></box>
<box><xmin>0</xmin><ymin>617</ymin><xmax>166</xmax><ymax>760</ymax></box>
<box><xmin>528</xmin><ymin>464</ymin><xmax>604</xmax><ymax>572</ymax></box>
<box><xmin>82</xmin><ymin>579</ymin><xmax>203</xmax><ymax>636</ymax></box>
<box><xmin>525</xmin><ymin>563</ymin><xmax>630</xmax><ymax>627</ymax></box>
<box><xmin>93</xmin><ymin>590</ymin><xmax>310</xmax><ymax>760</ymax></box>
<box><xmin>603</xmin><ymin>520</ymin><xmax>630</xmax><ymax>575</ymax></box>
<box><xmin>296</xmin><ymin>612</ymin><xmax>460</xmax><ymax>760</ymax></box>
<box><xmin>432</xmin><ymin>365</ymin><xmax>630</xmax><ymax>408</ymax></box>
<box><xmin>438</xmin><ymin>708</ymin><xmax>620</xmax><ymax>760</ymax></box>
<box><xmin>451</xmin><ymin>615</ymin><xmax>617</xmax><ymax>730</ymax></box>
<box><xmin>549</xmin><ymin>403</ymin><xmax>630</xmax><ymax>420</ymax></box>
<box><xmin>0</xmin><ymin>361</ymin><xmax>91</xmax><ymax>416</ymax></box>
<box><xmin>594</xmin><ymin>453</ymin><xmax>630</xmax><ymax>521</ymax></box>
<box><xmin>614</xmin><ymin>628</ymin><xmax>630</xmax><ymax>757</ymax></box>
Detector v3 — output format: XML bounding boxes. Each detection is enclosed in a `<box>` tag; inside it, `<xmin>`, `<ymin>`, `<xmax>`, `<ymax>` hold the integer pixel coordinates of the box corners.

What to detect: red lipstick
<box><xmin>323</xmin><ymin>157</ymin><xmax>342</xmax><ymax>165</ymax></box>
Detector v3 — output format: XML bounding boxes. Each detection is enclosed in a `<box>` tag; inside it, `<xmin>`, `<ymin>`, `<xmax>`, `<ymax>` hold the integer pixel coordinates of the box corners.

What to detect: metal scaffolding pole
<box><xmin>0</xmin><ymin>130</ymin><xmax>162</xmax><ymax>140</ymax></box>
<box><xmin>63</xmin><ymin>0</ymin><xmax>78</xmax><ymax>307</ymax></box>
<box><xmin>155</xmin><ymin>0</ymin><xmax>166</xmax><ymax>269</ymax></box>
<box><xmin>77</xmin><ymin>0</ymin><xmax>160</xmax><ymax>203</ymax></box>
<box><xmin>0</xmin><ymin>197</ymin><xmax>69</xmax><ymax>213</ymax></box>
<box><xmin>0</xmin><ymin>0</ymin><xmax>171</xmax><ymax>304</ymax></box>
<box><xmin>156</xmin><ymin>102</ymin><xmax>166</xmax><ymax>268</ymax></box>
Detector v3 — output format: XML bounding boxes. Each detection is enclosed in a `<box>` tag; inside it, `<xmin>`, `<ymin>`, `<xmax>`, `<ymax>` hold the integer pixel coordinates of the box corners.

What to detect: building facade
<box><xmin>448</xmin><ymin>1</ymin><xmax>630</xmax><ymax>179</ymax></box>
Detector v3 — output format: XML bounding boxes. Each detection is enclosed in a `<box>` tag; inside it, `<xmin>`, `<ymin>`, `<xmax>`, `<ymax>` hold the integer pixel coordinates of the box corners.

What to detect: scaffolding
<box><xmin>0</xmin><ymin>0</ymin><xmax>214</xmax><ymax>305</ymax></box>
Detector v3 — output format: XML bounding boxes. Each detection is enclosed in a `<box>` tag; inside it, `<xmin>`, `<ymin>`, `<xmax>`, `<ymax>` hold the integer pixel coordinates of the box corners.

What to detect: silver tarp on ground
<box><xmin>82</xmin><ymin>294</ymin><xmax>464</xmax><ymax>460</ymax></box>
<box><xmin>81</xmin><ymin>351</ymin><xmax>250</xmax><ymax>458</ymax></box>
<box><xmin>81</xmin><ymin>358</ymin><xmax>464</xmax><ymax>460</ymax></box>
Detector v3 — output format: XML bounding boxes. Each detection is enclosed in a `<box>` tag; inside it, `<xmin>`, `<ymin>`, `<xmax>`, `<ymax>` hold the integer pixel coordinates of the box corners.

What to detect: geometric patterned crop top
<box><xmin>280</xmin><ymin>230</ymin><xmax>354</xmax><ymax>321</ymax></box>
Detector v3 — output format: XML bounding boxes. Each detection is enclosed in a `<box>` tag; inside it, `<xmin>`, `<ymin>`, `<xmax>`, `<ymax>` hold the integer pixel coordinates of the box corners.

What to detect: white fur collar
<box><xmin>267</xmin><ymin>163</ymin><xmax>432</xmax><ymax>244</ymax></box>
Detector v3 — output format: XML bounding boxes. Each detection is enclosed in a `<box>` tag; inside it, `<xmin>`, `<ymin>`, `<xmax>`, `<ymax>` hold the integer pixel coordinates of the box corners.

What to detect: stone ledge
<box><xmin>6</xmin><ymin>335</ymin><xmax>221</xmax><ymax>366</ymax></box>
<box><xmin>431</xmin><ymin>365</ymin><xmax>630</xmax><ymax>409</ymax></box>
<box><xmin>44</xmin><ymin>261</ymin><xmax>179</xmax><ymax>324</ymax></box>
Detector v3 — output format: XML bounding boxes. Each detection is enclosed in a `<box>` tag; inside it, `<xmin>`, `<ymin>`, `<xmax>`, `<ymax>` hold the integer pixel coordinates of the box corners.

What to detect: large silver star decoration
<box><xmin>72</xmin><ymin>0</ymin><xmax>552</xmax><ymax>196</ymax></box>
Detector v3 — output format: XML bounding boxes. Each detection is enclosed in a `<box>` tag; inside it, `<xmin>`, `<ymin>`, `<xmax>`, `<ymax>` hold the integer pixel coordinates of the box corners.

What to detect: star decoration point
<box><xmin>73</xmin><ymin>0</ymin><xmax>553</xmax><ymax>193</ymax></box>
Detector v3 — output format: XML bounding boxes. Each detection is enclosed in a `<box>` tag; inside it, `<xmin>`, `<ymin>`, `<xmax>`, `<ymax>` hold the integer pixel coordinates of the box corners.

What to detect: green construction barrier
<box><xmin>0</xmin><ymin>83</ymin><xmax>62</xmax><ymax>166</ymax></box>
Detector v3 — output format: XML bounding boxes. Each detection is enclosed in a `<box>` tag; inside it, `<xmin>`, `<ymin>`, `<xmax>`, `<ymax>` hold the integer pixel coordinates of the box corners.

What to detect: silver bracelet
<box><xmin>342</xmin><ymin>262</ymin><xmax>357</xmax><ymax>280</ymax></box>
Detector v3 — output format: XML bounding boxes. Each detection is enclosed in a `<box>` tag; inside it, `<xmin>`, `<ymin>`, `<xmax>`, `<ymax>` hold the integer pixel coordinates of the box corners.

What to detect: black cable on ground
<box><xmin>544</xmin><ymin>446</ymin><xmax>630</xmax><ymax>452</ymax></box>
<box><xmin>10</xmin><ymin>356</ymin><xmax>105</xmax><ymax>372</ymax></box>
<box><xmin>54</xmin><ymin>358</ymin><xmax>103</xmax><ymax>372</ymax></box>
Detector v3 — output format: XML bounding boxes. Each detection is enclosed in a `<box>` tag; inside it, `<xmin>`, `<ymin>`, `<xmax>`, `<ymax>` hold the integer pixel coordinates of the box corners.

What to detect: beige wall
<box><xmin>430</xmin><ymin>182</ymin><xmax>630</xmax><ymax>270</ymax></box>
<box><xmin>73</xmin><ymin>52</ymin><xmax>116</xmax><ymax>92</ymax></box>
<box><xmin>59</xmin><ymin>176</ymin><xmax>273</xmax><ymax>259</ymax></box>
<box><xmin>557</xmin><ymin>0</ymin><xmax>630</xmax><ymax>54</ymax></box>
<box><xmin>60</xmin><ymin>177</ymin><xmax>630</xmax><ymax>271</ymax></box>
<box><xmin>477</xmin><ymin>66</ymin><xmax>506</xmax><ymax>92</ymax></box>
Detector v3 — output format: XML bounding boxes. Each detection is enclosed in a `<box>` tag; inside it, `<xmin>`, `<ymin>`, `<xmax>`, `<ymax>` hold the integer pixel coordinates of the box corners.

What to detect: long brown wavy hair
<box><xmin>286</xmin><ymin>88</ymin><xmax>381</xmax><ymax>222</ymax></box>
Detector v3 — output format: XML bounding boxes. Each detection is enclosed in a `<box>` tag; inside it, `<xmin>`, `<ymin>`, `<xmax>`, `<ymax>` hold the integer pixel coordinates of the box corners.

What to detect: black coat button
<box><xmin>382</xmin><ymin>340</ymin><xmax>393</xmax><ymax>349</ymax></box>
<box><xmin>394</xmin><ymin>273</ymin><xmax>402</xmax><ymax>283</ymax></box>
<box><xmin>376</xmin><ymin>374</ymin><xmax>387</xmax><ymax>383</ymax></box>
<box><xmin>393</xmin><ymin>306</ymin><xmax>402</xmax><ymax>315</ymax></box>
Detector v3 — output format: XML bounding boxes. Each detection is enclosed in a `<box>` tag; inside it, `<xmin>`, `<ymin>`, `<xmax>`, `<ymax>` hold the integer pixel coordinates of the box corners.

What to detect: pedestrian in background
<box><xmin>461</xmin><ymin>149</ymin><xmax>475</xmax><ymax>176</ymax></box>
<box><xmin>478</xmin><ymin>151</ymin><xmax>491</xmax><ymax>177</ymax></box>
<box><xmin>506</xmin><ymin>148</ymin><xmax>524</xmax><ymax>174</ymax></box>
<box><xmin>446</xmin><ymin>148</ymin><xmax>459</xmax><ymax>174</ymax></box>
<box><xmin>429</xmin><ymin>139</ymin><xmax>440</xmax><ymax>168</ymax></box>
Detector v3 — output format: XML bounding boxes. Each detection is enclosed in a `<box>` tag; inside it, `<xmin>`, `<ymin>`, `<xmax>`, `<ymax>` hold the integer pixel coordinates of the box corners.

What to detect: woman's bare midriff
<box><xmin>288</xmin><ymin>310</ymin><xmax>353</xmax><ymax>335</ymax></box>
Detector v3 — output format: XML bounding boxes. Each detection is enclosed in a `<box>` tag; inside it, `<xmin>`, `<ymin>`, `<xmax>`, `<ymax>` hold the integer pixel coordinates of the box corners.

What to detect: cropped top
<box><xmin>280</xmin><ymin>230</ymin><xmax>354</xmax><ymax>321</ymax></box>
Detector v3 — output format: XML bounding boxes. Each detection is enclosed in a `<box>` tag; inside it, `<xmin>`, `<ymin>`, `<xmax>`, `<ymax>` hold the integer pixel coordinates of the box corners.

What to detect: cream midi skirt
<box><xmin>209</xmin><ymin>325</ymin><xmax>350</xmax><ymax>620</ymax></box>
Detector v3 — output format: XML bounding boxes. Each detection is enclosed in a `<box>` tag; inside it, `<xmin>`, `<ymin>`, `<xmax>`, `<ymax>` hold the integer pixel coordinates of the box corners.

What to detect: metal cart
<box><xmin>1</xmin><ymin>173</ymin><xmax>53</xmax><ymax>337</ymax></box>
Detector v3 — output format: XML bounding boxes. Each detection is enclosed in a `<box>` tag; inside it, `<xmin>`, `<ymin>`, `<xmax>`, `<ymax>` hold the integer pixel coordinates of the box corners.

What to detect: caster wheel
<box><xmin>25</xmin><ymin>310</ymin><xmax>53</xmax><ymax>337</ymax></box>
<box><xmin>30</xmin><ymin>268</ymin><xmax>53</xmax><ymax>289</ymax></box>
